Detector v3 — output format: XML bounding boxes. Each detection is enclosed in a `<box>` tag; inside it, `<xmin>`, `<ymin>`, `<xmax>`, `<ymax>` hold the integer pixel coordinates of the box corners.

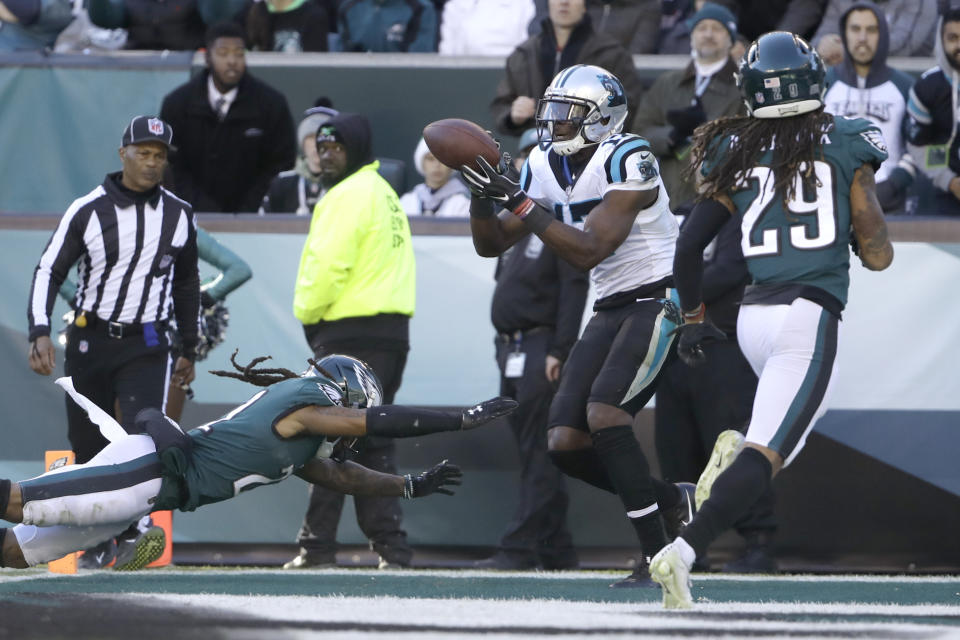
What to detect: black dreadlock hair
<box><xmin>210</xmin><ymin>350</ymin><xmax>336</xmax><ymax>387</ymax></box>
<box><xmin>685</xmin><ymin>109</ymin><xmax>835</xmax><ymax>205</ymax></box>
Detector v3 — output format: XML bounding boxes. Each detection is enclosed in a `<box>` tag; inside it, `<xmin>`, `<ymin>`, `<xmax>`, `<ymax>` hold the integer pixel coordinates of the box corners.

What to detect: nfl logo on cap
<box><xmin>122</xmin><ymin>115</ymin><xmax>174</xmax><ymax>149</ymax></box>
<box><xmin>148</xmin><ymin>118</ymin><xmax>165</xmax><ymax>136</ymax></box>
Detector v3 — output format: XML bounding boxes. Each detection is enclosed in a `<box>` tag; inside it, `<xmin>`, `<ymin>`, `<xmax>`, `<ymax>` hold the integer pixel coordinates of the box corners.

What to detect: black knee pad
<box><xmin>548</xmin><ymin>449</ymin><xmax>616</xmax><ymax>493</ymax></box>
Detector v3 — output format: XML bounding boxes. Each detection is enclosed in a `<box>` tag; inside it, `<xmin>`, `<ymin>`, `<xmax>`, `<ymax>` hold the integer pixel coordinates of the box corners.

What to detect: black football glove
<box><xmin>671</xmin><ymin>321</ymin><xmax>727</xmax><ymax>367</ymax></box>
<box><xmin>461</xmin><ymin>396</ymin><xmax>518</xmax><ymax>430</ymax></box>
<box><xmin>403</xmin><ymin>459</ymin><xmax>462</xmax><ymax>498</ymax></box>
<box><xmin>666</xmin><ymin>99</ymin><xmax>707</xmax><ymax>147</ymax></box>
<box><xmin>460</xmin><ymin>155</ymin><xmax>527</xmax><ymax>210</ymax></box>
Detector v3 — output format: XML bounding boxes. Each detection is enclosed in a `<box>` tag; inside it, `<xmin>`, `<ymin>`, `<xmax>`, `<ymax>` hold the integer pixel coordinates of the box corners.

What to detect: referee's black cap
<box><xmin>121</xmin><ymin>116</ymin><xmax>174</xmax><ymax>149</ymax></box>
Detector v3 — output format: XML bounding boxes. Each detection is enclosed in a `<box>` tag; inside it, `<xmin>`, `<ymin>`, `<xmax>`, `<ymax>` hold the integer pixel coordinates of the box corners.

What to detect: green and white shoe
<box><xmin>113</xmin><ymin>526</ymin><xmax>165</xmax><ymax>571</ymax></box>
<box><xmin>695</xmin><ymin>430</ymin><xmax>745</xmax><ymax>509</ymax></box>
<box><xmin>650</xmin><ymin>542</ymin><xmax>693</xmax><ymax>609</ymax></box>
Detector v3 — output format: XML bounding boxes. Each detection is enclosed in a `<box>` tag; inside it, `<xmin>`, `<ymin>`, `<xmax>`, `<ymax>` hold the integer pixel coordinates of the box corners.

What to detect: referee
<box><xmin>27</xmin><ymin>115</ymin><xmax>200</xmax><ymax>465</ymax></box>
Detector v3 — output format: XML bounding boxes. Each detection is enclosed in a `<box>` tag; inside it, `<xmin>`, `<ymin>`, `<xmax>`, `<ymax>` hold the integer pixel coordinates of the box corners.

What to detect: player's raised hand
<box><xmin>403</xmin><ymin>460</ymin><xmax>463</xmax><ymax>498</ymax></box>
<box><xmin>461</xmin><ymin>397</ymin><xmax>518</xmax><ymax>430</ymax></box>
<box><xmin>461</xmin><ymin>156</ymin><xmax>526</xmax><ymax>210</ymax></box>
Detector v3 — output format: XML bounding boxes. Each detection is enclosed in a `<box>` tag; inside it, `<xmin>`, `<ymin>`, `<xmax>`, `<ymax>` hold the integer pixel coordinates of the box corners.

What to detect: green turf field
<box><xmin>1</xmin><ymin>568</ymin><xmax>958</xmax><ymax>639</ymax></box>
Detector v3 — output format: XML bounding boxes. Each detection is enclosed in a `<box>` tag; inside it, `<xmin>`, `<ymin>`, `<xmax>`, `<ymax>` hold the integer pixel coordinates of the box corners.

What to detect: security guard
<box><xmin>287</xmin><ymin>112</ymin><xmax>416</xmax><ymax>570</ymax></box>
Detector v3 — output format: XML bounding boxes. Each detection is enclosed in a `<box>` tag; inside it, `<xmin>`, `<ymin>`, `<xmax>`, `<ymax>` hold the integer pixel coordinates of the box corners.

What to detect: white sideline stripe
<box><xmin>131</xmin><ymin>594</ymin><xmax>960</xmax><ymax>636</ymax></box>
<box><xmin>627</xmin><ymin>503</ymin><xmax>659</xmax><ymax>518</ymax></box>
<box><xmin>5</xmin><ymin>567</ymin><xmax>957</xmax><ymax>584</ymax></box>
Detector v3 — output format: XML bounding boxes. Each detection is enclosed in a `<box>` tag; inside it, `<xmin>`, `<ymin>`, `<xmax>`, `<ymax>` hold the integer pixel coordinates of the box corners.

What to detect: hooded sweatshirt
<box><xmin>293</xmin><ymin>112</ymin><xmax>415</xmax><ymax>329</ymax></box>
<box><xmin>823</xmin><ymin>1</ymin><xmax>912</xmax><ymax>181</ymax></box>
<box><xmin>907</xmin><ymin>14</ymin><xmax>960</xmax><ymax>196</ymax></box>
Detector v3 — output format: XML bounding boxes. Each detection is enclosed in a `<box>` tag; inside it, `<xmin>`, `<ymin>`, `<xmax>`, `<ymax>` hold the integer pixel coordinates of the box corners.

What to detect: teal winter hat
<box><xmin>687</xmin><ymin>2</ymin><xmax>738</xmax><ymax>41</ymax></box>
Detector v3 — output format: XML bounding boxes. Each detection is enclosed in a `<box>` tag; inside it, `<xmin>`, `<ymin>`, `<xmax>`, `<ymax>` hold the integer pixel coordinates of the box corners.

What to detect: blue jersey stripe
<box><xmin>606</xmin><ymin>138</ymin><xmax>650</xmax><ymax>183</ymax></box>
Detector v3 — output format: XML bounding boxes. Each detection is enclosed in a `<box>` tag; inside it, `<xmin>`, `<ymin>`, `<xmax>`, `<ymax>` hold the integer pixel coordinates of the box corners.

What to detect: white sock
<box><xmin>675</xmin><ymin>537</ymin><xmax>696</xmax><ymax>568</ymax></box>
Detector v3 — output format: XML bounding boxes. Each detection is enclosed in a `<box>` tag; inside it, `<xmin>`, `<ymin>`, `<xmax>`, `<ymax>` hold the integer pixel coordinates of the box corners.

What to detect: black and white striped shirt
<box><xmin>28</xmin><ymin>173</ymin><xmax>201</xmax><ymax>355</ymax></box>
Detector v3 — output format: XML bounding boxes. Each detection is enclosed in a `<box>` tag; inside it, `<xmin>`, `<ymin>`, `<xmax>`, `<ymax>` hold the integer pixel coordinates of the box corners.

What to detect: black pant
<box><xmin>295</xmin><ymin>341</ymin><xmax>412</xmax><ymax>564</ymax></box>
<box><xmin>495</xmin><ymin>330</ymin><xmax>576</xmax><ymax>566</ymax></box>
<box><xmin>63</xmin><ymin>324</ymin><xmax>170</xmax><ymax>463</ymax></box>
<box><xmin>654</xmin><ymin>338</ymin><xmax>777</xmax><ymax>534</ymax></box>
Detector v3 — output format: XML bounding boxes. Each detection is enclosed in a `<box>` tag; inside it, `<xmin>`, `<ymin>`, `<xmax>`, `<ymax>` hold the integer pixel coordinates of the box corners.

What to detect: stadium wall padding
<box><xmin>0</xmin><ymin>223</ymin><xmax>958</xmax><ymax>565</ymax></box>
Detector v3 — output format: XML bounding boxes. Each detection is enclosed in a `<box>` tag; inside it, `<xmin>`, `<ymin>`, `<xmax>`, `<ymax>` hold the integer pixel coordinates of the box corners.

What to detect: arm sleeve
<box><xmin>812</xmin><ymin>0</ymin><xmax>844</xmax><ymax>45</ymax></box>
<box><xmin>673</xmin><ymin>198</ymin><xmax>731</xmax><ymax>312</ymax></box>
<box><xmin>549</xmin><ymin>252</ymin><xmax>589</xmax><ymax>361</ymax></box>
<box><xmin>700</xmin><ymin>216</ymin><xmax>748</xmax><ymax>305</ymax></box>
<box><xmin>196</xmin><ymin>227</ymin><xmax>252</xmax><ymax>301</ymax></box>
<box><xmin>603</xmin><ymin>143</ymin><xmax>661</xmax><ymax>193</ymax></box>
<box><xmin>28</xmin><ymin>207</ymin><xmax>86</xmax><ymax>341</ymax></box>
<box><xmin>239</xmin><ymin>96</ymin><xmax>297</xmax><ymax>212</ymax></box>
<box><xmin>171</xmin><ymin>212</ymin><xmax>201</xmax><ymax>358</ymax></box>
<box><xmin>775</xmin><ymin>0</ymin><xmax>825</xmax><ymax>39</ymax></box>
<box><xmin>292</xmin><ymin>188</ymin><xmax>362</xmax><ymax>324</ymax></box>
<box><xmin>490</xmin><ymin>50</ymin><xmax>533</xmax><ymax>136</ymax></box>
<box><xmin>406</xmin><ymin>2</ymin><xmax>437</xmax><ymax>52</ymax></box>
<box><xmin>629</xmin><ymin>76</ymin><xmax>674</xmax><ymax>155</ymax></box>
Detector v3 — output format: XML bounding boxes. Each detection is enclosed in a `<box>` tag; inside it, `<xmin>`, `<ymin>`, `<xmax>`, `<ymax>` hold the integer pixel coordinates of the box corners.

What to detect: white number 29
<box><xmin>739</xmin><ymin>161</ymin><xmax>836</xmax><ymax>257</ymax></box>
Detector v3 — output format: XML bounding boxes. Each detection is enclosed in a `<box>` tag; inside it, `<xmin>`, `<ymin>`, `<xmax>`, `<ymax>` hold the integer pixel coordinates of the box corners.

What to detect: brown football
<box><xmin>422</xmin><ymin>118</ymin><xmax>500</xmax><ymax>171</ymax></box>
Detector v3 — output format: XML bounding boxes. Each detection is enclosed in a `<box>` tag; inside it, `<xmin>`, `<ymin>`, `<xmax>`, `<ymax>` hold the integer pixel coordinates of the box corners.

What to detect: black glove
<box><xmin>666</xmin><ymin>99</ymin><xmax>707</xmax><ymax>148</ymax></box>
<box><xmin>671</xmin><ymin>321</ymin><xmax>727</xmax><ymax>367</ymax></box>
<box><xmin>460</xmin><ymin>155</ymin><xmax>527</xmax><ymax>211</ymax></box>
<box><xmin>461</xmin><ymin>396</ymin><xmax>519</xmax><ymax>430</ymax></box>
<box><xmin>403</xmin><ymin>459</ymin><xmax>462</xmax><ymax>498</ymax></box>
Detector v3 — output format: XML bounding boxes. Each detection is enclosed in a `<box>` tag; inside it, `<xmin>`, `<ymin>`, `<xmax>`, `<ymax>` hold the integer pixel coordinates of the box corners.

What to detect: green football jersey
<box><xmin>182</xmin><ymin>376</ymin><xmax>343</xmax><ymax>508</ymax></box>
<box><xmin>705</xmin><ymin>115</ymin><xmax>888</xmax><ymax>308</ymax></box>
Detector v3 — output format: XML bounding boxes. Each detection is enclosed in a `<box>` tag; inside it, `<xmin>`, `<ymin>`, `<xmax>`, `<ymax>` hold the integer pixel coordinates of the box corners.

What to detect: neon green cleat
<box><xmin>650</xmin><ymin>542</ymin><xmax>693</xmax><ymax>609</ymax></box>
<box><xmin>113</xmin><ymin>526</ymin><xmax>165</xmax><ymax>571</ymax></box>
<box><xmin>695</xmin><ymin>430</ymin><xmax>745</xmax><ymax>510</ymax></box>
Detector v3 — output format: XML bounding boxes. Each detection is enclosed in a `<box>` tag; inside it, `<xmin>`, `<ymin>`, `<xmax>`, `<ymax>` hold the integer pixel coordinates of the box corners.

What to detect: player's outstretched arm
<box><xmin>289</xmin><ymin>398</ymin><xmax>518</xmax><ymax>440</ymax></box>
<box><xmin>850</xmin><ymin>164</ymin><xmax>894</xmax><ymax>271</ymax></box>
<box><xmin>295</xmin><ymin>458</ymin><xmax>462</xmax><ymax>498</ymax></box>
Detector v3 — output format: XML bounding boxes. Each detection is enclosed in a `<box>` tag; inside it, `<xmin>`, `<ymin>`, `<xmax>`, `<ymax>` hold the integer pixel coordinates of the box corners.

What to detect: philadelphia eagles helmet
<box><xmin>737</xmin><ymin>31</ymin><xmax>826</xmax><ymax>119</ymax></box>
<box><xmin>305</xmin><ymin>354</ymin><xmax>383</xmax><ymax>409</ymax></box>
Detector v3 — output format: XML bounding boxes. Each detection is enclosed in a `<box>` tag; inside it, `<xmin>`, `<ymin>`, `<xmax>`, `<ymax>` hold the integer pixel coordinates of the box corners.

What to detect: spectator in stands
<box><xmin>160</xmin><ymin>22</ymin><xmax>296</xmax><ymax>212</ymax></box>
<box><xmin>399</xmin><ymin>137</ymin><xmax>470</xmax><ymax>217</ymax></box>
<box><xmin>438</xmin><ymin>0</ymin><xmax>534</xmax><ymax>56</ymax></box>
<box><xmin>907</xmin><ymin>5</ymin><xmax>960</xmax><ymax>216</ymax></box>
<box><xmin>815</xmin><ymin>0</ymin><xmax>938</xmax><ymax>64</ymax></box>
<box><xmin>244</xmin><ymin>0</ymin><xmax>329</xmax><ymax>52</ymax></box>
<box><xmin>262</xmin><ymin>103</ymin><xmax>338</xmax><ymax>214</ymax></box>
<box><xmin>709</xmin><ymin>0</ymin><xmax>825</xmax><ymax>42</ymax></box>
<box><xmin>631</xmin><ymin>3</ymin><xmax>741</xmax><ymax>213</ymax></box>
<box><xmin>658</xmin><ymin>0</ymin><xmax>698</xmax><ymax>54</ymax></box>
<box><xmin>491</xmin><ymin>0</ymin><xmax>643</xmax><ymax>137</ymax></box>
<box><xmin>0</xmin><ymin>0</ymin><xmax>72</xmax><ymax>50</ymax></box>
<box><xmin>87</xmin><ymin>0</ymin><xmax>241</xmax><ymax>50</ymax></box>
<box><xmin>287</xmin><ymin>112</ymin><xmax>417</xmax><ymax>570</ymax></box>
<box><xmin>823</xmin><ymin>2</ymin><xmax>916</xmax><ymax>214</ymax></box>
<box><xmin>532</xmin><ymin>0</ymin><xmax>660</xmax><ymax>54</ymax></box>
<box><xmin>338</xmin><ymin>0</ymin><xmax>437</xmax><ymax>52</ymax></box>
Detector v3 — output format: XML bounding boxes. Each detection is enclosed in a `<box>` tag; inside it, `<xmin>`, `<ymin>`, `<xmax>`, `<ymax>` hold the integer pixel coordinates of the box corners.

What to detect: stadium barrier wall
<box><xmin>1</xmin><ymin>217</ymin><xmax>958</xmax><ymax>569</ymax></box>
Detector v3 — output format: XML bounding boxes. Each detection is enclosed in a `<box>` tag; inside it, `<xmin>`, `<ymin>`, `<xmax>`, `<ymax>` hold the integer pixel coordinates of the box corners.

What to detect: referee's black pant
<box><xmin>63</xmin><ymin>323</ymin><xmax>171</xmax><ymax>464</ymax></box>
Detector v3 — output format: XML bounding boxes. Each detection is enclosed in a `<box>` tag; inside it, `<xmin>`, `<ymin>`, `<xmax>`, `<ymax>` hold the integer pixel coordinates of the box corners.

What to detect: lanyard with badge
<box><xmin>504</xmin><ymin>332</ymin><xmax>526</xmax><ymax>378</ymax></box>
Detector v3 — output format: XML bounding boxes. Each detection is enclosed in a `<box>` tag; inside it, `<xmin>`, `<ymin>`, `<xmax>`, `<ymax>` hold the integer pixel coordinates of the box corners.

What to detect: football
<box><xmin>422</xmin><ymin>118</ymin><xmax>500</xmax><ymax>171</ymax></box>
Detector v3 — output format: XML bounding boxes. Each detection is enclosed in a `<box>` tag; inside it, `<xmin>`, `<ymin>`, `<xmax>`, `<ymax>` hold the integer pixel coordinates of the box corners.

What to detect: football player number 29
<box><xmin>739</xmin><ymin>161</ymin><xmax>836</xmax><ymax>257</ymax></box>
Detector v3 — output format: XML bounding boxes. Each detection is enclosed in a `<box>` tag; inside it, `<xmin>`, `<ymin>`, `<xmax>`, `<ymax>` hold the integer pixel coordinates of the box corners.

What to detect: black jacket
<box><xmin>160</xmin><ymin>70</ymin><xmax>297</xmax><ymax>213</ymax></box>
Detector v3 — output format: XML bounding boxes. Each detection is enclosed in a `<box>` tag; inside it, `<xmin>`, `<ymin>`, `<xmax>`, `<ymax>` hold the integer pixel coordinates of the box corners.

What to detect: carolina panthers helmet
<box><xmin>737</xmin><ymin>31</ymin><xmax>826</xmax><ymax>119</ymax></box>
<box><xmin>305</xmin><ymin>354</ymin><xmax>383</xmax><ymax>409</ymax></box>
<box><xmin>536</xmin><ymin>64</ymin><xmax>629</xmax><ymax>156</ymax></box>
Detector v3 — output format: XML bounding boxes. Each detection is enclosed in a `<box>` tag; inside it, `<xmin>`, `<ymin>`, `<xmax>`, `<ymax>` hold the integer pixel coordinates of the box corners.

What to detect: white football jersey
<box><xmin>519</xmin><ymin>134</ymin><xmax>678</xmax><ymax>300</ymax></box>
